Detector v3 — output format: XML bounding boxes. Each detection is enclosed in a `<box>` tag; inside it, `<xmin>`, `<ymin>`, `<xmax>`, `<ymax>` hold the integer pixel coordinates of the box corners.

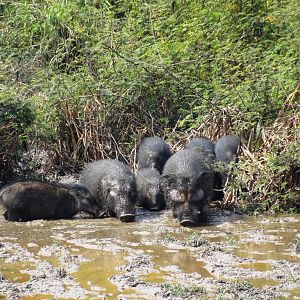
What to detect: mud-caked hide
<box><xmin>137</xmin><ymin>137</ymin><xmax>172</xmax><ymax>174</ymax></box>
<box><xmin>80</xmin><ymin>159</ymin><xmax>137</xmax><ymax>222</ymax></box>
<box><xmin>162</xmin><ymin>149</ymin><xmax>215</xmax><ymax>226</ymax></box>
<box><xmin>136</xmin><ymin>168</ymin><xmax>165</xmax><ymax>211</ymax></box>
<box><xmin>0</xmin><ymin>181</ymin><xmax>100</xmax><ymax>222</ymax></box>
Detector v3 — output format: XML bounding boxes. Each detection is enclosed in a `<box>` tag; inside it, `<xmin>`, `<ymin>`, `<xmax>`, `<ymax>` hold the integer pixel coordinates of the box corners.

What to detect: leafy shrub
<box><xmin>0</xmin><ymin>0</ymin><xmax>299</xmax><ymax>209</ymax></box>
<box><xmin>0</xmin><ymin>95</ymin><xmax>34</xmax><ymax>185</ymax></box>
<box><xmin>224</xmin><ymin>86</ymin><xmax>300</xmax><ymax>213</ymax></box>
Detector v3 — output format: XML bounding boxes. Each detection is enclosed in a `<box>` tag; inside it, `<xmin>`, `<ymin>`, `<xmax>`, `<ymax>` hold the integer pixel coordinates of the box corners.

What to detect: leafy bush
<box><xmin>0</xmin><ymin>94</ymin><xmax>34</xmax><ymax>184</ymax></box>
<box><xmin>224</xmin><ymin>86</ymin><xmax>300</xmax><ymax>213</ymax></box>
<box><xmin>0</xmin><ymin>0</ymin><xmax>299</xmax><ymax>209</ymax></box>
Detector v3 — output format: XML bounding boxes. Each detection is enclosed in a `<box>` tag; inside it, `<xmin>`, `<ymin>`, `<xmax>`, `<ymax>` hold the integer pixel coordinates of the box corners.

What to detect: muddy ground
<box><xmin>0</xmin><ymin>208</ymin><xmax>299</xmax><ymax>300</ymax></box>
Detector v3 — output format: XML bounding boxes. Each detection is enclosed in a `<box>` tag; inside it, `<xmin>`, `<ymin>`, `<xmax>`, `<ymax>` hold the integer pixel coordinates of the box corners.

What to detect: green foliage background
<box><xmin>0</xmin><ymin>0</ymin><xmax>299</xmax><ymax>209</ymax></box>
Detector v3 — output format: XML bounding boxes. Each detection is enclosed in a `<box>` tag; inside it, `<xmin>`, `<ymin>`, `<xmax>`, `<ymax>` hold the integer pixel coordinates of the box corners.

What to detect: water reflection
<box><xmin>236</xmin><ymin>262</ymin><xmax>273</xmax><ymax>272</ymax></box>
<box><xmin>247</xmin><ymin>278</ymin><xmax>279</xmax><ymax>289</ymax></box>
<box><xmin>0</xmin><ymin>261</ymin><xmax>32</xmax><ymax>283</ymax></box>
<box><xmin>73</xmin><ymin>251</ymin><xmax>127</xmax><ymax>295</ymax></box>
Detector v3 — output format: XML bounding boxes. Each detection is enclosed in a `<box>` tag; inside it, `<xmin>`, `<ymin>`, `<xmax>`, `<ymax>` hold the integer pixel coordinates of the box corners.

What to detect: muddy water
<box><xmin>0</xmin><ymin>210</ymin><xmax>299</xmax><ymax>299</ymax></box>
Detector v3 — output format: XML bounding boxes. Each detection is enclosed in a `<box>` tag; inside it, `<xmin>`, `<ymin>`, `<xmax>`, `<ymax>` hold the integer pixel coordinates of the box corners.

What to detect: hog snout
<box><xmin>149</xmin><ymin>206</ymin><xmax>159</xmax><ymax>211</ymax></box>
<box><xmin>120</xmin><ymin>213</ymin><xmax>135</xmax><ymax>222</ymax></box>
<box><xmin>90</xmin><ymin>207</ymin><xmax>101</xmax><ymax>218</ymax></box>
<box><xmin>179</xmin><ymin>209</ymin><xmax>197</xmax><ymax>227</ymax></box>
<box><xmin>180</xmin><ymin>218</ymin><xmax>197</xmax><ymax>227</ymax></box>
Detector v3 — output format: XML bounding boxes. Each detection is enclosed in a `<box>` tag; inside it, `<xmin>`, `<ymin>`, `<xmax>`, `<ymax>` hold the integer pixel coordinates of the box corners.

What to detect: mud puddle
<box><xmin>0</xmin><ymin>209</ymin><xmax>299</xmax><ymax>299</ymax></box>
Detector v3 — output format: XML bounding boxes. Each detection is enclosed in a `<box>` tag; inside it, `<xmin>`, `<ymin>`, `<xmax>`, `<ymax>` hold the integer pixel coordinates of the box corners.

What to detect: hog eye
<box><xmin>109</xmin><ymin>190</ymin><xmax>118</xmax><ymax>197</ymax></box>
<box><xmin>175</xmin><ymin>198</ymin><xmax>184</xmax><ymax>203</ymax></box>
<box><xmin>190</xmin><ymin>189</ymin><xmax>204</xmax><ymax>203</ymax></box>
<box><xmin>128</xmin><ymin>190</ymin><xmax>135</xmax><ymax>198</ymax></box>
<box><xmin>190</xmin><ymin>196</ymin><xmax>200</xmax><ymax>204</ymax></box>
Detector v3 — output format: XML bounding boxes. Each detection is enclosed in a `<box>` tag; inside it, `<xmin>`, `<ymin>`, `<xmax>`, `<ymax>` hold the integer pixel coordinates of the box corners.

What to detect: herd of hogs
<box><xmin>0</xmin><ymin>135</ymin><xmax>240</xmax><ymax>227</ymax></box>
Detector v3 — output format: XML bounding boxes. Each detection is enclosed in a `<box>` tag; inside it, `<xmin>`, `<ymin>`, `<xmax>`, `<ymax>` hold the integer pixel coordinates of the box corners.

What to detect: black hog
<box><xmin>0</xmin><ymin>181</ymin><xmax>100</xmax><ymax>222</ymax></box>
<box><xmin>162</xmin><ymin>149</ymin><xmax>215</xmax><ymax>227</ymax></box>
<box><xmin>137</xmin><ymin>137</ymin><xmax>172</xmax><ymax>174</ymax></box>
<box><xmin>186</xmin><ymin>137</ymin><xmax>215</xmax><ymax>158</ymax></box>
<box><xmin>136</xmin><ymin>168</ymin><xmax>165</xmax><ymax>211</ymax></box>
<box><xmin>214</xmin><ymin>135</ymin><xmax>240</xmax><ymax>190</ymax></box>
<box><xmin>80</xmin><ymin>159</ymin><xmax>136</xmax><ymax>222</ymax></box>
<box><xmin>214</xmin><ymin>135</ymin><xmax>240</xmax><ymax>164</ymax></box>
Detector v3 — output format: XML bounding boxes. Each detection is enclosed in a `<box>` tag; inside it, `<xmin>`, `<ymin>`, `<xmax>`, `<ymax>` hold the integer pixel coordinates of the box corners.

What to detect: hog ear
<box><xmin>196</xmin><ymin>171</ymin><xmax>210</xmax><ymax>183</ymax></box>
<box><xmin>226</xmin><ymin>151</ymin><xmax>237</xmax><ymax>163</ymax></box>
<box><xmin>68</xmin><ymin>189</ymin><xmax>82</xmax><ymax>199</ymax></box>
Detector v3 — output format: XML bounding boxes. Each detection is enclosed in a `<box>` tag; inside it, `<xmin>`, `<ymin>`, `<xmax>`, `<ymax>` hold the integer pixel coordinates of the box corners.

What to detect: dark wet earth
<box><xmin>0</xmin><ymin>208</ymin><xmax>299</xmax><ymax>299</ymax></box>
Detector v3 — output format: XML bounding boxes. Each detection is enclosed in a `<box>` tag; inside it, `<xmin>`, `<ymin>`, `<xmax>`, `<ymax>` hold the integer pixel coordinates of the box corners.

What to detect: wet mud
<box><xmin>0</xmin><ymin>208</ymin><xmax>299</xmax><ymax>299</ymax></box>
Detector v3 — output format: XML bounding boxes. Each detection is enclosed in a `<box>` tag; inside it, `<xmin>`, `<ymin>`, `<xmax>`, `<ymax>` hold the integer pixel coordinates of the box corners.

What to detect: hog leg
<box><xmin>6</xmin><ymin>209</ymin><xmax>22</xmax><ymax>222</ymax></box>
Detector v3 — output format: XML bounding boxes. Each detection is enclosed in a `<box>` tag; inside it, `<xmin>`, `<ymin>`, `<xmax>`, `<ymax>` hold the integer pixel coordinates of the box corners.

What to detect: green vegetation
<box><xmin>162</xmin><ymin>282</ymin><xmax>206</xmax><ymax>298</ymax></box>
<box><xmin>225</xmin><ymin>235</ymin><xmax>237</xmax><ymax>246</ymax></box>
<box><xmin>0</xmin><ymin>1</ymin><xmax>299</xmax><ymax>211</ymax></box>
<box><xmin>186</xmin><ymin>232</ymin><xmax>209</xmax><ymax>247</ymax></box>
<box><xmin>217</xmin><ymin>281</ymin><xmax>254</xmax><ymax>300</ymax></box>
<box><xmin>0</xmin><ymin>99</ymin><xmax>34</xmax><ymax>183</ymax></box>
<box><xmin>292</xmin><ymin>237</ymin><xmax>300</xmax><ymax>254</ymax></box>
